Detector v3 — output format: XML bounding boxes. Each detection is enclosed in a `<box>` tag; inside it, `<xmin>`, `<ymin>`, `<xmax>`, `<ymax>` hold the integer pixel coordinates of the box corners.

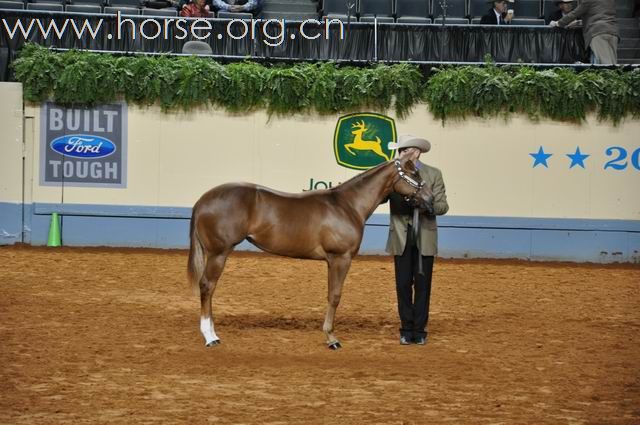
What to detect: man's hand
<box><xmin>417</xmin><ymin>187</ymin><xmax>434</xmax><ymax>215</ymax></box>
<box><xmin>549</xmin><ymin>20</ymin><xmax>559</xmax><ymax>27</ymax></box>
<box><xmin>504</xmin><ymin>10</ymin><xmax>513</xmax><ymax>23</ymax></box>
<box><xmin>422</xmin><ymin>200</ymin><xmax>434</xmax><ymax>215</ymax></box>
<box><xmin>230</xmin><ymin>4</ymin><xmax>243</xmax><ymax>12</ymax></box>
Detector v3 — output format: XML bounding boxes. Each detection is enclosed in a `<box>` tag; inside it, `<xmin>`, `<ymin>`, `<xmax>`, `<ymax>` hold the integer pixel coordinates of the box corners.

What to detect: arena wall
<box><xmin>0</xmin><ymin>83</ymin><xmax>23</xmax><ymax>246</ymax></box>
<box><xmin>1</xmin><ymin>82</ymin><xmax>638</xmax><ymax>262</ymax></box>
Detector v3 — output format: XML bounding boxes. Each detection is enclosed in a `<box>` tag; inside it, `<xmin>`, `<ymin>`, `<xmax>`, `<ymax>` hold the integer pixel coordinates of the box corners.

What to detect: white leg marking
<box><xmin>200</xmin><ymin>316</ymin><xmax>219</xmax><ymax>344</ymax></box>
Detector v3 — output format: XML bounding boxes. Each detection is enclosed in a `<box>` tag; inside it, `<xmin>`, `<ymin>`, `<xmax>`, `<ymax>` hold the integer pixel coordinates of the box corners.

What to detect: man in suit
<box><xmin>549</xmin><ymin>0</ymin><xmax>618</xmax><ymax>64</ymax></box>
<box><xmin>385</xmin><ymin>135</ymin><xmax>449</xmax><ymax>345</ymax></box>
<box><xmin>480</xmin><ymin>0</ymin><xmax>514</xmax><ymax>24</ymax></box>
<box><xmin>546</xmin><ymin>0</ymin><xmax>574</xmax><ymax>25</ymax></box>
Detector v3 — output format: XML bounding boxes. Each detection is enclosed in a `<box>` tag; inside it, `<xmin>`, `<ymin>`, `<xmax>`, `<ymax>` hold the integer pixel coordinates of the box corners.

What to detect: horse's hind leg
<box><xmin>200</xmin><ymin>250</ymin><xmax>230</xmax><ymax>347</ymax></box>
<box><xmin>323</xmin><ymin>254</ymin><xmax>352</xmax><ymax>350</ymax></box>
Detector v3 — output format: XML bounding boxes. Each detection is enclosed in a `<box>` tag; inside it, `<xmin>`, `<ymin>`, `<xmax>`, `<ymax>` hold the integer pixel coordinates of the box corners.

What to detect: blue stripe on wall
<box><xmin>1</xmin><ymin>202</ymin><xmax>639</xmax><ymax>263</ymax></box>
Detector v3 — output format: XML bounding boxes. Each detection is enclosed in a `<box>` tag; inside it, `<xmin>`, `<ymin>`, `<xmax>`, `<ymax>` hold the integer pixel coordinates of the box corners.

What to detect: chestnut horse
<box><xmin>187</xmin><ymin>158</ymin><xmax>432</xmax><ymax>349</ymax></box>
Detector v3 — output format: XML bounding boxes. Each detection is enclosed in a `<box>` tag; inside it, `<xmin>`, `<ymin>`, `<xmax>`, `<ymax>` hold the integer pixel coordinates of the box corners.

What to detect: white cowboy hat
<box><xmin>388</xmin><ymin>134</ymin><xmax>431</xmax><ymax>153</ymax></box>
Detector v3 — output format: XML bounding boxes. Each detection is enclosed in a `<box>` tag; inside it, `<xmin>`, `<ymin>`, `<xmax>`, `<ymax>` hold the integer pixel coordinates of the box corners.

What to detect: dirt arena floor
<box><xmin>0</xmin><ymin>246</ymin><xmax>639</xmax><ymax>424</ymax></box>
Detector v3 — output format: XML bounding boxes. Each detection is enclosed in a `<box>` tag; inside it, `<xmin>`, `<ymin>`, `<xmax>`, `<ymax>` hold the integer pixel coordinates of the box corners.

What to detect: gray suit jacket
<box><xmin>558</xmin><ymin>0</ymin><xmax>618</xmax><ymax>46</ymax></box>
<box><xmin>385</xmin><ymin>162</ymin><xmax>449</xmax><ymax>256</ymax></box>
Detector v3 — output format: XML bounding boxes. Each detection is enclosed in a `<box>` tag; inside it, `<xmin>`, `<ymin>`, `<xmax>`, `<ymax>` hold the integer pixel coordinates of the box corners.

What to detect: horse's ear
<box><xmin>403</xmin><ymin>159</ymin><xmax>416</xmax><ymax>173</ymax></box>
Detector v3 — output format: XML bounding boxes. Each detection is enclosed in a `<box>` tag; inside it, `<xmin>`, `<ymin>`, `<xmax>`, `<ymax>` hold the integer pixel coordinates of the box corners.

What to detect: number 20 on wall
<box><xmin>604</xmin><ymin>147</ymin><xmax>640</xmax><ymax>171</ymax></box>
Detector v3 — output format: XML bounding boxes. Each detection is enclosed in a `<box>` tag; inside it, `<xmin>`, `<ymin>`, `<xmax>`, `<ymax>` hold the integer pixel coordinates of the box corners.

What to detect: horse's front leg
<box><xmin>323</xmin><ymin>254</ymin><xmax>352</xmax><ymax>350</ymax></box>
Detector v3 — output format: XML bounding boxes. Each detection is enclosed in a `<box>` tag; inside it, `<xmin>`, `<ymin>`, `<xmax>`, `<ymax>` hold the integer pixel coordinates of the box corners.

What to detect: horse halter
<box><xmin>393</xmin><ymin>160</ymin><xmax>424</xmax><ymax>204</ymax></box>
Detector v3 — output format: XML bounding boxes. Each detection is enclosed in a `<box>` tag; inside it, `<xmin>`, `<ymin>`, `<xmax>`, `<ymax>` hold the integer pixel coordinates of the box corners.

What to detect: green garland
<box><xmin>12</xmin><ymin>44</ymin><xmax>640</xmax><ymax>124</ymax></box>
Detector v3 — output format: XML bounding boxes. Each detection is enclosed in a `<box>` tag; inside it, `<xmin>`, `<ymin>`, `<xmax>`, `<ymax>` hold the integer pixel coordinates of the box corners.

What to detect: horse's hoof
<box><xmin>206</xmin><ymin>340</ymin><xmax>221</xmax><ymax>347</ymax></box>
<box><xmin>327</xmin><ymin>341</ymin><xmax>342</xmax><ymax>350</ymax></box>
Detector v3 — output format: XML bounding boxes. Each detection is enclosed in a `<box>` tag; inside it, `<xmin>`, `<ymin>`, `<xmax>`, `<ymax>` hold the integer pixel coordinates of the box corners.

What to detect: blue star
<box><xmin>566</xmin><ymin>147</ymin><xmax>590</xmax><ymax>169</ymax></box>
<box><xmin>529</xmin><ymin>146</ymin><xmax>553</xmax><ymax>168</ymax></box>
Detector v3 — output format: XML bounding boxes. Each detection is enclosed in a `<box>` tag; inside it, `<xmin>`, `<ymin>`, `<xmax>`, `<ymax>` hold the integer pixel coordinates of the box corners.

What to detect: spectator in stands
<box><xmin>546</xmin><ymin>0</ymin><xmax>574</xmax><ymax>25</ymax></box>
<box><xmin>180</xmin><ymin>0</ymin><xmax>210</xmax><ymax>17</ymax></box>
<box><xmin>480</xmin><ymin>0</ymin><xmax>514</xmax><ymax>25</ymax></box>
<box><xmin>211</xmin><ymin>0</ymin><xmax>263</xmax><ymax>15</ymax></box>
<box><xmin>549</xmin><ymin>0</ymin><xmax>618</xmax><ymax>64</ymax></box>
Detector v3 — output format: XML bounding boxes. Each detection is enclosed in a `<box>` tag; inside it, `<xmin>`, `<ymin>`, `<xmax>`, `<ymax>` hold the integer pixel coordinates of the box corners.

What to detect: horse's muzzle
<box><xmin>411</xmin><ymin>194</ymin><xmax>434</xmax><ymax>214</ymax></box>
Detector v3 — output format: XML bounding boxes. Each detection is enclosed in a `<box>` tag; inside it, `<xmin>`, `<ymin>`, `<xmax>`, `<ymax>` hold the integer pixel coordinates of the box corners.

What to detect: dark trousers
<box><xmin>394</xmin><ymin>231</ymin><xmax>434</xmax><ymax>340</ymax></box>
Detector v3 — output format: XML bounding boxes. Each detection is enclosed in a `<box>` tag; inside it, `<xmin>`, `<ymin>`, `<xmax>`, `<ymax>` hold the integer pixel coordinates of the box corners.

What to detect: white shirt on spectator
<box><xmin>494</xmin><ymin>8</ymin><xmax>502</xmax><ymax>25</ymax></box>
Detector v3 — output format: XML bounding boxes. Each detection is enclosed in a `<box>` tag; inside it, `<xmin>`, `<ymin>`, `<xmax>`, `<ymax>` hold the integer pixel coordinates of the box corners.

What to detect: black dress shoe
<box><xmin>415</xmin><ymin>336</ymin><xmax>427</xmax><ymax>345</ymax></box>
<box><xmin>400</xmin><ymin>336</ymin><xmax>412</xmax><ymax>345</ymax></box>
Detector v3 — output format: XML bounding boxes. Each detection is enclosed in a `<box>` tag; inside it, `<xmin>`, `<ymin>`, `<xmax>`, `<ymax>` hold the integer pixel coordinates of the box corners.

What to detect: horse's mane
<box><xmin>330</xmin><ymin>159</ymin><xmax>395</xmax><ymax>193</ymax></box>
<box><xmin>249</xmin><ymin>160</ymin><xmax>397</xmax><ymax>199</ymax></box>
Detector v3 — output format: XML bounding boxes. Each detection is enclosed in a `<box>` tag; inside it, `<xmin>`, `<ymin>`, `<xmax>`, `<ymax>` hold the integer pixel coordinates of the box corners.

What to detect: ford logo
<box><xmin>50</xmin><ymin>135</ymin><xmax>116</xmax><ymax>159</ymax></box>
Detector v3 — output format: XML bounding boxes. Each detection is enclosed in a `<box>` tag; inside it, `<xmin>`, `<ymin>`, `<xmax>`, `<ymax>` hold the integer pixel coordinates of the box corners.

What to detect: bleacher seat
<box><xmin>470</xmin><ymin>16</ymin><xmax>481</xmax><ymax>24</ymax></box>
<box><xmin>359</xmin><ymin>15</ymin><xmax>394</xmax><ymax>22</ymax></box>
<box><xmin>324</xmin><ymin>13</ymin><xmax>349</xmax><ymax>20</ymax></box>
<box><xmin>510</xmin><ymin>18</ymin><xmax>544</xmax><ymax>25</ymax></box>
<box><xmin>108</xmin><ymin>0</ymin><xmax>141</xmax><ymax>7</ymax></box>
<box><xmin>72</xmin><ymin>0</ymin><xmax>104</xmax><ymax>4</ymax></box>
<box><xmin>217</xmin><ymin>11</ymin><xmax>253</xmax><ymax>19</ymax></box>
<box><xmin>0</xmin><ymin>0</ymin><xmax>24</xmax><ymax>8</ymax></box>
<box><xmin>66</xmin><ymin>4</ymin><xmax>102</xmax><ymax>12</ymax></box>
<box><xmin>468</xmin><ymin>0</ymin><xmax>488</xmax><ymax>18</ymax></box>
<box><xmin>431</xmin><ymin>0</ymin><xmax>465</xmax><ymax>19</ymax></box>
<box><xmin>513</xmin><ymin>0</ymin><xmax>540</xmax><ymax>18</ymax></box>
<box><xmin>433</xmin><ymin>16</ymin><xmax>468</xmax><ymax>24</ymax></box>
<box><xmin>260</xmin><ymin>11</ymin><xmax>316</xmax><ymax>20</ymax></box>
<box><xmin>141</xmin><ymin>7</ymin><xmax>177</xmax><ymax>15</ymax></box>
<box><xmin>359</xmin><ymin>0</ymin><xmax>393</xmax><ymax>19</ymax></box>
<box><xmin>395</xmin><ymin>0</ymin><xmax>429</xmax><ymax>23</ymax></box>
<box><xmin>27</xmin><ymin>2</ymin><xmax>64</xmax><ymax>10</ymax></box>
<box><xmin>322</xmin><ymin>0</ymin><xmax>356</xmax><ymax>18</ymax></box>
<box><xmin>396</xmin><ymin>17</ymin><xmax>431</xmax><ymax>23</ymax></box>
<box><xmin>103</xmin><ymin>5</ymin><xmax>139</xmax><ymax>13</ymax></box>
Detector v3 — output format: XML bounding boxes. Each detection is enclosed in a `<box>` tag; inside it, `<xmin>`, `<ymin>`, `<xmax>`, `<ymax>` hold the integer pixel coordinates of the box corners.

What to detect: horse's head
<box><xmin>392</xmin><ymin>159</ymin><xmax>434</xmax><ymax>210</ymax></box>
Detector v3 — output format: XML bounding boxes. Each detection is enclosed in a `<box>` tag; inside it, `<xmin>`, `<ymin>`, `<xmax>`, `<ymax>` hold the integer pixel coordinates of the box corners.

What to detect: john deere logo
<box><xmin>334</xmin><ymin>113</ymin><xmax>396</xmax><ymax>170</ymax></box>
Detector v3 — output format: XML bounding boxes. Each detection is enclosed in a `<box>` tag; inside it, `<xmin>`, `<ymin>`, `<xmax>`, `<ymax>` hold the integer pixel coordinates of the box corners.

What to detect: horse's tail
<box><xmin>187</xmin><ymin>208</ymin><xmax>206</xmax><ymax>297</ymax></box>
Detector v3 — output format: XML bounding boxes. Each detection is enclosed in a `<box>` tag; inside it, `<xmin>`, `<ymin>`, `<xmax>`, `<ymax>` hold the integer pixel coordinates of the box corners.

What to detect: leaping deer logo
<box><xmin>345</xmin><ymin>121</ymin><xmax>390</xmax><ymax>161</ymax></box>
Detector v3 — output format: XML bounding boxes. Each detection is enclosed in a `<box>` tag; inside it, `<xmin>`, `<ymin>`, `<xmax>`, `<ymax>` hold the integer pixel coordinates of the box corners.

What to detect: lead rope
<box><xmin>412</xmin><ymin>207</ymin><xmax>424</xmax><ymax>276</ymax></box>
